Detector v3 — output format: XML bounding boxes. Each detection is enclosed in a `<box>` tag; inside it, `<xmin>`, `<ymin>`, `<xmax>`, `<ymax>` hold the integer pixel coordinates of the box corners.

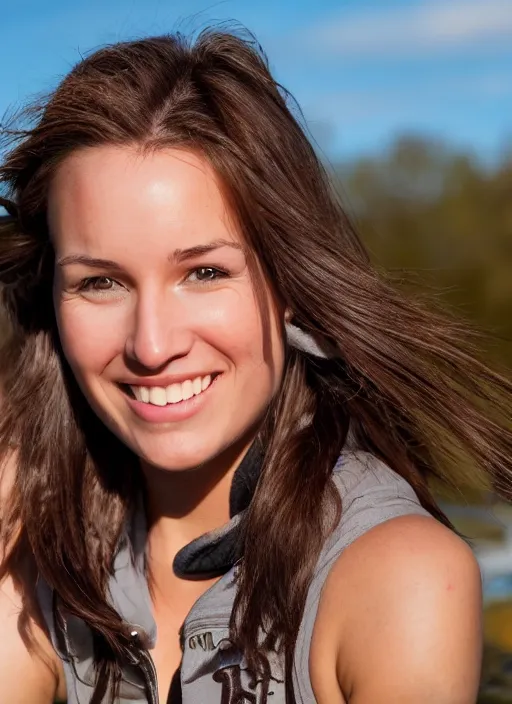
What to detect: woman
<box><xmin>0</xmin><ymin>29</ymin><xmax>508</xmax><ymax>704</ymax></box>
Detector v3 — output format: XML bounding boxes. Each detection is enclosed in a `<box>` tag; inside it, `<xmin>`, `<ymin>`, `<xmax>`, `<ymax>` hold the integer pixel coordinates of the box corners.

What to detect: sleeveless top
<box><xmin>37</xmin><ymin>448</ymin><xmax>431</xmax><ymax>703</ymax></box>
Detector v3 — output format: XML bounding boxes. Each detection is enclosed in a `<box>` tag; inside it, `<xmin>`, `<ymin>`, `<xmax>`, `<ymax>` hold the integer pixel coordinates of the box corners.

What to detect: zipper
<box><xmin>128</xmin><ymin>630</ymin><xmax>159</xmax><ymax>704</ymax></box>
<box><xmin>137</xmin><ymin>647</ymin><xmax>159</xmax><ymax>704</ymax></box>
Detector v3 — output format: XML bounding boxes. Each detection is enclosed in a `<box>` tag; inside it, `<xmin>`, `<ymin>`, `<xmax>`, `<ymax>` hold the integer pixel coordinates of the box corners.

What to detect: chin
<box><xmin>136</xmin><ymin>439</ymin><xmax>221</xmax><ymax>473</ymax></box>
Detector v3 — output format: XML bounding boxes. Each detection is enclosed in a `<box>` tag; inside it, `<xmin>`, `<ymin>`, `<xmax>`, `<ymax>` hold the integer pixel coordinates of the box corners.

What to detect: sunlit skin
<box><xmin>49</xmin><ymin>146</ymin><xmax>285</xmax><ymax>478</ymax></box>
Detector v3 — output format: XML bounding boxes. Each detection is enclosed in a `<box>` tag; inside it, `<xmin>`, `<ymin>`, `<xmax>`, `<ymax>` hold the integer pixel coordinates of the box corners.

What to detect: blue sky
<box><xmin>1</xmin><ymin>0</ymin><xmax>511</xmax><ymax>163</ymax></box>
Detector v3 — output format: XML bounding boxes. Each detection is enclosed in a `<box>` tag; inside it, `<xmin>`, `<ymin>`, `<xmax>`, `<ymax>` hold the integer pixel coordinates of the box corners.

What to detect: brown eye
<box><xmin>78</xmin><ymin>276</ymin><xmax>117</xmax><ymax>292</ymax></box>
<box><xmin>195</xmin><ymin>267</ymin><xmax>218</xmax><ymax>281</ymax></box>
<box><xmin>92</xmin><ymin>276</ymin><xmax>114</xmax><ymax>290</ymax></box>
<box><xmin>188</xmin><ymin>267</ymin><xmax>227</xmax><ymax>283</ymax></box>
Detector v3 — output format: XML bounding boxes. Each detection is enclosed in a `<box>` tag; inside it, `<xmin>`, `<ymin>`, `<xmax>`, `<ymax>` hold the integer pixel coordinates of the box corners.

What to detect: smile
<box><xmin>125</xmin><ymin>374</ymin><xmax>215</xmax><ymax>407</ymax></box>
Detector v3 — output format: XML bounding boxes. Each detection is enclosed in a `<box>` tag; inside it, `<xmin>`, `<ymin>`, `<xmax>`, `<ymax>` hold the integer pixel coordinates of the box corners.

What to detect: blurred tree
<box><xmin>335</xmin><ymin>135</ymin><xmax>512</xmax><ymax>367</ymax></box>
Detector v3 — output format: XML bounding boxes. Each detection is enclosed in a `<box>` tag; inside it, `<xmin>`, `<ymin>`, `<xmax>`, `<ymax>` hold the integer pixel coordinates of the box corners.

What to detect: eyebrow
<box><xmin>57</xmin><ymin>240</ymin><xmax>243</xmax><ymax>269</ymax></box>
<box><xmin>57</xmin><ymin>255</ymin><xmax>124</xmax><ymax>270</ymax></box>
<box><xmin>170</xmin><ymin>239</ymin><xmax>243</xmax><ymax>263</ymax></box>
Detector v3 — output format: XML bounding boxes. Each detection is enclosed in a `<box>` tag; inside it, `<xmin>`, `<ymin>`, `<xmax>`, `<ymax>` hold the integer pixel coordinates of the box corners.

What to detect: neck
<box><xmin>142</xmin><ymin>435</ymin><xmax>254</xmax><ymax>565</ymax></box>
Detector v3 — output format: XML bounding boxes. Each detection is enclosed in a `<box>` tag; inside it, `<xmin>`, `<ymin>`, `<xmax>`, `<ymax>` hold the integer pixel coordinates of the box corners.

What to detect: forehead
<box><xmin>47</xmin><ymin>145</ymin><xmax>242</xmax><ymax>255</ymax></box>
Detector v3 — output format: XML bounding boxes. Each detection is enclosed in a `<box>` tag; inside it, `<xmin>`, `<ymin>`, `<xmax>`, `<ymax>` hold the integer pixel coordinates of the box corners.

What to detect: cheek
<box><xmin>201</xmin><ymin>289</ymin><xmax>285</xmax><ymax>382</ymax></box>
<box><xmin>56</xmin><ymin>300</ymin><xmax>125</xmax><ymax>377</ymax></box>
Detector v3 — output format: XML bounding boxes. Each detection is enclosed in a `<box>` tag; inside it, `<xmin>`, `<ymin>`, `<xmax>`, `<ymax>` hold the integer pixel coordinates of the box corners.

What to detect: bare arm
<box><xmin>311</xmin><ymin>515</ymin><xmax>482</xmax><ymax>704</ymax></box>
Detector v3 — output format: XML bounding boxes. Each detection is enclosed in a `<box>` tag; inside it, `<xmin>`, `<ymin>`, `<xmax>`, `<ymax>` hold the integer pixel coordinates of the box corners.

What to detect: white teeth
<box><xmin>192</xmin><ymin>377</ymin><xmax>202</xmax><ymax>395</ymax></box>
<box><xmin>130</xmin><ymin>374</ymin><xmax>215</xmax><ymax>406</ymax></box>
<box><xmin>167</xmin><ymin>383</ymin><xmax>183</xmax><ymax>404</ymax></box>
<box><xmin>148</xmin><ymin>387</ymin><xmax>167</xmax><ymax>406</ymax></box>
<box><xmin>182</xmin><ymin>379</ymin><xmax>194</xmax><ymax>400</ymax></box>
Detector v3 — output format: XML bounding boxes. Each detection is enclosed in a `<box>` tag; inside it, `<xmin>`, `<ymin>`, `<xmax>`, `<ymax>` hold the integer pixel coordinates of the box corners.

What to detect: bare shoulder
<box><xmin>0</xmin><ymin>531</ymin><xmax>66</xmax><ymax>704</ymax></box>
<box><xmin>0</xmin><ymin>569</ymin><xmax>66</xmax><ymax>703</ymax></box>
<box><xmin>310</xmin><ymin>515</ymin><xmax>482</xmax><ymax>704</ymax></box>
<box><xmin>0</xmin><ymin>568</ymin><xmax>67</xmax><ymax>704</ymax></box>
<box><xmin>0</xmin><ymin>448</ymin><xmax>64</xmax><ymax>702</ymax></box>
<box><xmin>0</xmin><ymin>447</ymin><xmax>66</xmax><ymax>703</ymax></box>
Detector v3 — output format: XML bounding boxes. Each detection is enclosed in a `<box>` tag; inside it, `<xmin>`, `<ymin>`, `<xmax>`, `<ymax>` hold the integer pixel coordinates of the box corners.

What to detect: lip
<box><xmin>124</xmin><ymin>373</ymin><xmax>220</xmax><ymax>423</ymax></box>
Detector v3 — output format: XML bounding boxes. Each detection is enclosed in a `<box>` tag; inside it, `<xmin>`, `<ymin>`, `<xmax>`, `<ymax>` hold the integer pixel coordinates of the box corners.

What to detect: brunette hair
<box><xmin>0</xmin><ymin>29</ymin><xmax>511</xmax><ymax>702</ymax></box>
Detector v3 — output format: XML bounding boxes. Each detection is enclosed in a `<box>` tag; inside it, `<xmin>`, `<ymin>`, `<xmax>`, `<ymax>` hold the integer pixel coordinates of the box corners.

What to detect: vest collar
<box><xmin>108</xmin><ymin>442</ymin><xmax>263</xmax><ymax>648</ymax></box>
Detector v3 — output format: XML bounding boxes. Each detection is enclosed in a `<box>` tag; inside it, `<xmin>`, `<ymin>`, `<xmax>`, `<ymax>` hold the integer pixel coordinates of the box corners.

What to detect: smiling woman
<box><xmin>0</xmin><ymin>28</ymin><xmax>509</xmax><ymax>704</ymax></box>
<box><xmin>48</xmin><ymin>146</ymin><xmax>279</xmax><ymax>470</ymax></box>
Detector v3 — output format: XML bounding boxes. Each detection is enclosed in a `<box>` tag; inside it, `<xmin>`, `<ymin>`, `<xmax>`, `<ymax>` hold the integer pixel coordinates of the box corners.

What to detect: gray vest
<box><xmin>37</xmin><ymin>450</ymin><xmax>430</xmax><ymax>703</ymax></box>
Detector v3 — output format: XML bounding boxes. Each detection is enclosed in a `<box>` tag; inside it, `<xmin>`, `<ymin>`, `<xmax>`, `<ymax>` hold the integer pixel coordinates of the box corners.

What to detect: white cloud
<box><xmin>306</xmin><ymin>0</ymin><xmax>512</xmax><ymax>57</ymax></box>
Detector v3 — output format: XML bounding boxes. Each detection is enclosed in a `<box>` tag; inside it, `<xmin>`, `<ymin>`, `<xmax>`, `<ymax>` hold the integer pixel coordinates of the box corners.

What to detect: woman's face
<box><xmin>49</xmin><ymin>146</ymin><xmax>286</xmax><ymax>471</ymax></box>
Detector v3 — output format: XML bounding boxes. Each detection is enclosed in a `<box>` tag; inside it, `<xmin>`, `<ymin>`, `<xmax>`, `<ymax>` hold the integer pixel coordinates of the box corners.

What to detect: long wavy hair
<box><xmin>0</xmin><ymin>29</ymin><xmax>511</xmax><ymax>702</ymax></box>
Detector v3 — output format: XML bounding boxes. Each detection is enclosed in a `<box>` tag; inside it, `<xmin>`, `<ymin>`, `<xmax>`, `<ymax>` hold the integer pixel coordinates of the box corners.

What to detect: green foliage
<box><xmin>334</xmin><ymin>135</ymin><xmax>512</xmax><ymax>368</ymax></box>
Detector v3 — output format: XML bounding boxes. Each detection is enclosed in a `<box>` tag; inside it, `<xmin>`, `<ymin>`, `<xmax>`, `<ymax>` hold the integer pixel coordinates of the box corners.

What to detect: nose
<box><xmin>125</xmin><ymin>287</ymin><xmax>193</xmax><ymax>371</ymax></box>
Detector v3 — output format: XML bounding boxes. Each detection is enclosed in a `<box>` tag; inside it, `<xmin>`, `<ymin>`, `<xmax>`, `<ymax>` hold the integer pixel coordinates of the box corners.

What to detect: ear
<box><xmin>284</xmin><ymin>308</ymin><xmax>293</xmax><ymax>323</ymax></box>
